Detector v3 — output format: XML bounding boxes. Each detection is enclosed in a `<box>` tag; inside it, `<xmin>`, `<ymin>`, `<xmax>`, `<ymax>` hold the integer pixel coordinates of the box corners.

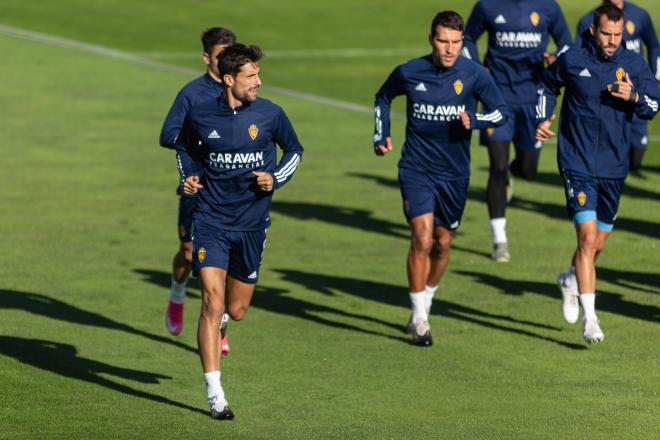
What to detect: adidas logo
<box><xmin>248</xmin><ymin>271</ymin><xmax>258</xmax><ymax>280</ymax></box>
<box><xmin>494</xmin><ymin>15</ymin><xmax>506</xmax><ymax>24</ymax></box>
<box><xmin>415</xmin><ymin>82</ymin><xmax>427</xmax><ymax>92</ymax></box>
<box><xmin>579</xmin><ymin>68</ymin><xmax>591</xmax><ymax>77</ymax></box>
<box><xmin>208</xmin><ymin>130</ymin><xmax>221</xmax><ymax>139</ymax></box>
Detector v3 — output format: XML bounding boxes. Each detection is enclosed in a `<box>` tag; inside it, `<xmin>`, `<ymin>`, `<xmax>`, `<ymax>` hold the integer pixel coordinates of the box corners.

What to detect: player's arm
<box><xmin>259</xmin><ymin>108</ymin><xmax>303</xmax><ymax>192</ymax></box>
<box><xmin>575</xmin><ymin>15</ymin><xmax>592</xmax><ymax>49</ymax></box>
<box><xmin>460</xmin><ymin>70</ymin><xmax>508</xmax><ymax>130</ymax></box>
<box><xmin>641</xmin><ymin>11</ymin><xmax>660</xmax><ymax>80</ymax></box>
<box><xmin>373</xmin><ymin>66</ymin><xmax>405</xmax><ymax>156</ymax></box>
<box><xmin>545</xmin><ymin>4</ymin><xmax>573</xmax><ymax>64</ymax></box>
<box><xmin>175</xmin><ymin>115</ymin><xmax>204</xmax><ymax>195</ymax></box>
<box><xmin>627</xmin><ymin>64</ymin><xmax>660</xmax><ymax>120</ymax></box>
<box><xmin>535</xmin><ymin>56</ymin><xmax>565</xmax><ymax>141</ymax></box>
<box><xmin>462</xmin><ymin>1</ymin><xmax>486</xmax><ymax>62</ymax></box>
<box><xmin>159</xmin><ymin>90</ymin><xmax>192</xmax><ymax>148</ymax></box>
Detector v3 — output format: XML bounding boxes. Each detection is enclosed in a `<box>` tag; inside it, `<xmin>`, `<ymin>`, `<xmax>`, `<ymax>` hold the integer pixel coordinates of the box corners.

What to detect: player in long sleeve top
<box><xmin>536</xmin><ymin>4</ymin><xmax>659</xmax><ymax>343</ymax></box>
<box><xmin>576</xmin><ymin>0</ymin><xmax>660</xmax><ymax>171</ymax></box>
<box><xmin>177</xmin><ymin>44</ymin><xmax>302</xmax><ymax>420</ymax></box>
<box><xmin>463</xmin><ymin>0</ymin><xmax>573</xmax><ymax>262</ymax></box>
<box><xmin>158</xmin><ymin>28</ymin><xmax>235</xmax><ymax>343</ymax></box>
<box><xmin>374</xmin><ymin>11</ymin><xmax>508</xmax><ymax>347</ymax></box>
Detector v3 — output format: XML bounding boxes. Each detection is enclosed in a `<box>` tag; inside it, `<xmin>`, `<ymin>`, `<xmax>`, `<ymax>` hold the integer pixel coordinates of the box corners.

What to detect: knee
<box><xmin>578</xmin><ymin>232</ymin><xmax>598</xmax><ymax>254</ymax></box>
<box><xmin>431</xmin><ymin>235</ymin><xmax>452</xmax><ymax>256</ymax></box>
<box><xmin>201</xmin><ymin>289</ymin><xmax>224</xmax><ymax>317</ymax></box>
<box><xmin>411</xmin><ymin>234</ymin><xmax>433</xmax><ymax>254</ymax></box>
<box><xmin>489</xmin><ymin>163</ymin><xmax>508</xmax><ymax>178</ymax></box>
<box><xmin>517</xmin><ymin>166</ymin><xmax>537</xmax><ymax>181</ymax></box>
<box><xmin>227</xmin><ymin>303</ymin><xmax>247</xmax><ymax>321</ymax></box>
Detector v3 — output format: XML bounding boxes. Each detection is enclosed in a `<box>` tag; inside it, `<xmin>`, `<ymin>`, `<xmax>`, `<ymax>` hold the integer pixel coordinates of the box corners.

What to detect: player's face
<box><xmin>204</xmin><ymin>44</ymin><xmax>230</xmax><ymax>80</ymax></box>
<box><xmin>429</xmin><ymin>26</ymin><xmax>463</xmax><ymax>68</ymax></box>
<box><xmin>590</xmin><ymin>17</ymin><xmax>624</xmax><ymax>57</ymax></box>
<box><xmin>226</xmin><ymin>62</ymin><xmax>261</xmax><ymax>103</ymax></box>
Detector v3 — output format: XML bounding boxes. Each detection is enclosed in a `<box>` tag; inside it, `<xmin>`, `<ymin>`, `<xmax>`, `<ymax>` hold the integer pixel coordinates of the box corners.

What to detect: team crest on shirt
<box><xmin>626</xmin><ymin>20</ymin><xmax>635</xmax><ymax>35</ymax></box>
<box><xmin>486</xmin><ymin>127</ymin><xmax>495</xmax><ymax>136</ymax></box>
<box><xmin>404</xmin><ymin>199</ymin><xmax>410</xmax><ymax>214</ymax></box>
<box><xmin>616</xmin><ymin>67</ymin><xmax>625</xmax><ymax>81</ymax></box>
<box><xmin>179</xmin><ymin>225</ymin><xmax>186</xmax><ymax>239</ymax></box>
<box><xmin>453</xmin><ymin>80</ymin><xmax>463</xmax><ymax>95</ymax></box>
<box><xmin>577</xmin><ymin>191</ymin><xmax>587</xmax><ymax>207</ymax></box>
<box><xmin>248</xmin><ymin>124</ymin><xmax>258</xmax><ymax>140</ymax></box>
<box><xmin>530</xmin><ymin>12</ymin><xmax>540</xmax><ymax>27</ymax></box>
<box><xmin>198</xmin><ymin>247</ymin><xmax>206</xmax><ymax>263</ymax></box>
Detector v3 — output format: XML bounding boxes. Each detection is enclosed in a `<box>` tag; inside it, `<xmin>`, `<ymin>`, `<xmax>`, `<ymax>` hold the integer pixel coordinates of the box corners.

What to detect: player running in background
<box><xmin>178</xmin><ymin>44</ymin><xmax>303</xmax><ymax>418</ymax></box>
<box><xmin>159</xmin><ymin>28</ymin><xmax>235</xmax><ymax>354</ymax></box>
<box><xmin>576</xmin><ymin>0</ymin><xmax>659</xmax><ymax>172</ymax></box>
<box><xmin>374</xmin><ymin>11</ymin><xmax>508</xmax><ymax>346</ymax></box>
<box><xmin>463</xmin><ymin>0</ymin><xmax>573</xmax><ymax>262</ymax></box>
<box><xmin>536</xmin><ymin>4</ymin><xmax>659</xmax><ymax>342</ymax></box>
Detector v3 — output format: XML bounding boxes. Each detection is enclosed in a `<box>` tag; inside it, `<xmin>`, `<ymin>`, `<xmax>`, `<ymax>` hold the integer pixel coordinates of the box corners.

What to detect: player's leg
<box><xmin>407</xmin><ymin>213</ymin><xmax>434</xmax><ymax>346</ymax></box>
<box><xmin>225</xmin><ymin>276</ymin><xmax>256</xmax><ymax>321</ymax></box>
<box><xmin>509</xmin><ymin>147</ymin><xmax>540</xmax><ymax>181</ymax></box>
<box><xmin>166</xmin><ymin>195</ymin><xmax>196</xmax><ymax>336</ymax></box>
<box><xmin>486</xmin><ymin>139</ymin><xmax>511</xmax><ymax>262</ymax></box>
<box><xmin>629</xmin><ymin>118</ymin><xmax>648</xmax><ymax>173</ymax></box>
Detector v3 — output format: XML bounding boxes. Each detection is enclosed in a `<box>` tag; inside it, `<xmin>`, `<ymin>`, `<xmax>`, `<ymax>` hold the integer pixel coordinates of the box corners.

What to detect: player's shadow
<box><xmin>270</xmin><ymin>201</ymin><xmax>409</xmax><ymax>239</ymax></box>
<box><xmin>509</xmin><ymin>195</ymin><xmax>660</xmax><ymax>240</ymax></box>
<box><xmin>456</xmin><ymin>270</ymin><xmax>660</xmax><ymax>325</ymax></box>
<box><xmin>598</xmin><ymin>267</ymin><xmax>660</xmax><ymax>295</ymax></box>
<box><xmin>250</xmin><ymin>285</ymin><xmax>408</xmax><ymax>342</ymax></box>
<box><xmin>347</xmin><ymin>171</ymin><xmax>399</xmax><ymax>189</ymax></box>
<box><xmin>273</xmin><ymin>269</ymin><xmax>584</xmax><ymax>350</ymax></box>
<box><xmin>133</xmin><ymin>268</ymin><xmax>201</xmax><ymax>299</ymax></box>
<box><xmin>0</xmin><ymin>289</ymin><xmax>197</xmax><ymax>354</ymax></box>
<box><xmin>0</xmin><ymin>336</ymin><xmax>207</xmax><ymax>416</ymax></box>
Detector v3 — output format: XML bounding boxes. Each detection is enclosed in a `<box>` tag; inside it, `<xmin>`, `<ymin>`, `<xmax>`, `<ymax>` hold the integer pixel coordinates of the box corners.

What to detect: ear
<box><xmin>223</xmin><ymin>73</ymin><xmax>234</xmax><ymax>87</ymax></box>
<box><xmin>589</xmin><ymin>24</ymin><xmax>595</xmax><ymax>36</ymax></box>
<box><xmin>428</xmin><ymin>33</ymin><xmax>434</xmax><ymax>46</ymax></box>
<box><xmin>202</xmin><ymin>52</ymin><xmax>211</xmax><ymax>66</ymax></box>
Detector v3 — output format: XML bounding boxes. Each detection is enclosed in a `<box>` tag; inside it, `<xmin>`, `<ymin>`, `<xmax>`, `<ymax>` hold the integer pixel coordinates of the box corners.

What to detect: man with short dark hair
<box><xmin>536</xmin><ymin>4</ymin><xmax>659</xmax><ymax>342</ymax></box>
<box><xmin>178</xmin><ymin>44</ymin><xmax>303</xmax><ymax>418</ymax></box>
<box><xmin>159</xmin><ymin>28</ymin><xmax>235</xmax><ymax>352</ymax></box>
<box><xmin>575</xmin><ymin>0</ymin><xmax>659</xmax><ymax>172</ymax></box>
<box><xmin>463</xmin><ymin>0</ymin><xmax>573</xmax><ymax>262</ymax></box>
<box><xmin>374</xmin><ymin>11</ymin><xmax>507</xmax><ymax>346</ymax></box>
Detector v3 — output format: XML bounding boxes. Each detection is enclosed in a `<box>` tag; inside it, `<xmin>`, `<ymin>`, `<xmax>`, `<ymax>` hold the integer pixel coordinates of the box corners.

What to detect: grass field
<box><xmin>1</xmin><ymin>1</ymin><xmax>659</xmax><ymax>438</ymax></box>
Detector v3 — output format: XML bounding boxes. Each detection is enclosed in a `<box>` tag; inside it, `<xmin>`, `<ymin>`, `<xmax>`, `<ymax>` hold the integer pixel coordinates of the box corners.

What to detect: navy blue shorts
<box><xmin>630</xmin><ymin>117</ymin><xmax>648</xmax><ymax>150</ymax></box>
<box><xmin>561</xmin><ymin>169</ymin><xmax>625</xmax><ymax>231</ymax></box>
<box><xmin>177</xmin><ymin>195</ymin><xmax>196</xmax><ymax>242</ymax></box>
<box><xmin>398</xmin><ymin>167</ymin><xmax>468</xmax><ymax>230</ymax></box>
<box><xmin>192</xmin><ymin>220</ymin><xmax>267</xmax><ymax>284</ymax></box>
<box><xmin>480</xmin><ymin>103</ymin><xmax>543</xmax><ymax>151</ymax></box>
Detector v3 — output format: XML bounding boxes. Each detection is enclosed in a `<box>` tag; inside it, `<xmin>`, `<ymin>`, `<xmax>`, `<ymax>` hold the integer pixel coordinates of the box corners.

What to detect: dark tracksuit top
<box><xmin>374</xmin><ymin>55</ymin><xmax>508</xmax><ymax>180</ymax></box>
<box><xmin>463</xmin><ymin>0</ymin><xmax>573</xmax><ymax>105</ymax></box>
<box><xmin>576</xmin><ymin>2</ymin><xmax>660</xmax><ymax>80</ymax></box>
<box><xmin>538</xmin><ymin>39</ymin><xmax>660</xmax><ymax>178</ymax></box>
<box><xmin>176</xmin><ymin>94</ymin><xmax>303</xmax><ymax>231</ymax></box>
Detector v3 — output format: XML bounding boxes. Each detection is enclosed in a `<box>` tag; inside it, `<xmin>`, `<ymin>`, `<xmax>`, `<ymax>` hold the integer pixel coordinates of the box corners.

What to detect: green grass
<box><xmin>1</xmin><ymin>1</ymin><xmax>659</xmax><ymax>438</ymax></box>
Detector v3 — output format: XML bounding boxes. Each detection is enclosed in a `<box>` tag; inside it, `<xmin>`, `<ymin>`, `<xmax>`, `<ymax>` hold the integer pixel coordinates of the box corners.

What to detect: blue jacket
<box><xmin>374</xmin><ymin>55</ymin><xmax>508</xmax><ymax>179</ymax></box>
<box><xmin>176</xmin><ymin>94</ymin><xmax>303</xmax><ymax>230</ymax></box>
<box><xmin>463</xmin><ymin>0</ymin><xmax>573</xmax><ymax>104</ymax></box>
<box><xmin>576</xmin><ymin>2</ymin><xmax>660</xmax><ymax>79</ymax></box>
<box><xmin>538</xmin><ymin>39</ymin><xmax>660</xmax><ymax>178</ymax></box>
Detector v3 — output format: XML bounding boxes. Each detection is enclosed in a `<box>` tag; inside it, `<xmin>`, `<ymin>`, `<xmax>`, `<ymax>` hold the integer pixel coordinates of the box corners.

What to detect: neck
<box><xmin>207</xmin><ymin>69</ymin><xmax>222</xmax><ymax>83</ymax></box>
<box><xmin>224</xmin><ymin>89</ymin><xmax>245</xmax><ymax>110</ymax></box>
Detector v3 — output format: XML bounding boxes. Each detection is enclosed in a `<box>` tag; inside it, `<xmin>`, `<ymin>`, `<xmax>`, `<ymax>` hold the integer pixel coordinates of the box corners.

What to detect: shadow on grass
<box><xmin>0</xmin><ymin>336</ymin><xmax>207</xmax><ymax>416</ymax></box>
<box><xmin>598</xmin><ymin>267</ymin><xmax>660</xmax><ymax>295</ymax></box>
<box><xmin>0</xmin><ymin>289</ymin><xmax>197</xmax><ymax>354</ymax></box>
<box><xmin>456</xmin><ymin>270</ymin><xmax>660</xmax><ymax>325</ymax></box>
<box><xmin>274</xmin><ymin>269</ymin><xmax>584</xmax><ymax>350</ymax></box>
<box><xmin>271</xmin><ymin>200</ymin><xmax>408</xmax><ymax>239</ymax></box>
<box><xmin>133</xmin><ymin>269</ymin><xmax>201</xmax><ymax>299</ymax></box>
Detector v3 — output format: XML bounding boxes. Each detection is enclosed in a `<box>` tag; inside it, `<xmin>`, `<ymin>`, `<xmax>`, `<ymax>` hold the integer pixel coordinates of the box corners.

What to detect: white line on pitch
<box><xmin>136</xmin><ymin>47</ymin><xmax>425</xmax><ymax>59</ymax></box>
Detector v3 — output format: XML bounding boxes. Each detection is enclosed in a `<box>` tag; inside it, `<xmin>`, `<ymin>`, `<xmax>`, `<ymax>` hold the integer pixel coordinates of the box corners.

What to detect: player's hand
<box><xmin>535</xmin><ymin>114</ymin><xmax>557</xmax><ymax>141</ymax></box>
<box><xmin>543</xmin><ymin>51</ymin><xmax>557</xmax><ymax>65</ymax></box>
<box><xmin>459</xmin><ymin>111</ymin><xmax>471</xmax><ymax>129</ymax></box>
<box><xmin>253</xmin><ymin>171</ymin><xmax>274</xmax><ymax>192</ymax></box>
<box><xmin>183</xmin><ymin>175</ymin><xmax>203</xmax><ymax>196</ymax></box>
<box><xmin>374</xmin><ymin>137</ymin><xmax>393</xmax><ymax>156</ymax></box>
<box><xmin>608</xmin><ymin>73</ymin><xmax>638</xmax><ymax>102</ymax></box>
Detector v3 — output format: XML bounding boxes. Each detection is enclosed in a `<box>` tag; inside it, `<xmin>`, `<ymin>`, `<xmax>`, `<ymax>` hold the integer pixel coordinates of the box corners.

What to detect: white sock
<box><xmin>580</xmin><ymin>293</ymin><xmax>597</xmax><ymax>321</ymax></box>
<box><xmin>490</xmin><ymin>218</ymin><xmax>508</xmax><ymax>244</ymax></box>
<box><xmin>410</xmin><ymin>291</ymin><xmax>427</xmax><ymax>322</ymax></box>
<box><xmin>424</xmin><ymin>284</ymin><xmax>438</xmax><ymax>315</ymax></box>
<box><xmin>204</xmin><ymin>371</ymin><xmax>226</xmax><ymax>406</ymax></box>
<box><xmin>170</xmin><ymin>276</ymin><xmax>188</xmax><ymax>304</ymax></box>
<box><xmin>566</xmin><ymin>265</ymin><xmax>577</xmax><ymax>288</ymax></box>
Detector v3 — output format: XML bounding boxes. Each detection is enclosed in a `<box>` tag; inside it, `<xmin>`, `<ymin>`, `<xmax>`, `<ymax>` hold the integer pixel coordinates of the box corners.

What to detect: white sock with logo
<box><xmin>204</xmin><ymin>371</ymin><xmax>226</xmax><ymax>407</ymax></box>
<box><xmin>579</xmin><ymin>293</ymin><xmax>597</xmax><ymax>321</ymax></box>
<box><xmin>490</xmin><ymin>218</ymin><xmax>508</xmax><ymax>244</ymax></box>
<box><xmin>424</xmin><ymin>284</ymin><xmax>438</xmax><ymax>315</ymax></box>
<box><xmin>410</xmin><ymin>291</ymin><xmax>427</xmax><ymax>323</ymax></box>
<box><xmin>170</xmin><ymin>276</ymin><xmax>188</xmax><ymax>304</ymax></box>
